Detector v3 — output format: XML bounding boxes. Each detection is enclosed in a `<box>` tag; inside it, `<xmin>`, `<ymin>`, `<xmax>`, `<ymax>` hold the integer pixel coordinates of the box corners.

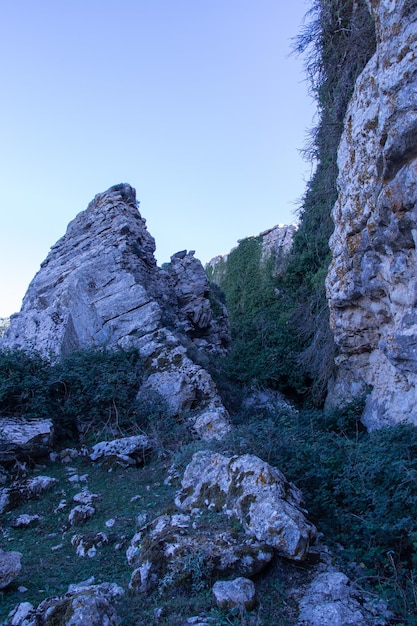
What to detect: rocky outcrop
<box><xmin>0</xmin><ymin>184</ymin><xmax>230</xmax><ymax>439</ymax></box>
<box><xmin>0</xmin><ymin>418</ymin><xmax>54</xmax><ymax>464</ymax></box>
<box><xmin>6</xmin><ymin>581</ymin><xmax>124</xmax><ymax>626</ymax></box>
<box><xmin>326</xmin><ymin>0</ymin><xmax>417</xmax><ymax>428</ymax></box>
<box><xmin>175</xmin><ymin>451</ymin><xmax>317</xmax><ymax>561</ymax></box>
<box><xmin>259</xmin><ymin>224</ymin><xmax>296</xmax><ymax>275</ymax></box>
<box><xmin>206</xmin><ymin>223</ymin><xmax>295</xmax><ymax>282</ymax></box>
<box><xmin>127</xmin><ymin>511</ymin><xmax>274</xmax><ymax>594</ymax></box>
<box><xmin>0</xmin><ymin>475</ymin><xmax>58</xmax><ymax>514</ymax></box>
<box><xmin>297</xmin><ymin>570</ymin><xmax>390</xmax><ymax>626</ymax></box>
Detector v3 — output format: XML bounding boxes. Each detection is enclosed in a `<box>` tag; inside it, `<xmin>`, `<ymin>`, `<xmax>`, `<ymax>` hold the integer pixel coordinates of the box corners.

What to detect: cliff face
<box><xmin>1</xmin><ymin>184</ymin><xmax>230</xmax><ymax>439</ymax></box>
<box><xmin>326</xmin><ymin>0</ymin><xmax>417</xmax><ymax>428</ymax></box>
<box><xmin>206</xmin><ymin>224</ymin><xmax>295</xmax><ymax>283</ymax></box>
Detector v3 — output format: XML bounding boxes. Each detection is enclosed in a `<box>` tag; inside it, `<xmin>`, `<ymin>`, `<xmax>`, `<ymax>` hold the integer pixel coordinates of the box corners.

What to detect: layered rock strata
<box><xmin>0</xmin><ymin>184</ymin><xmax>230</xmax><ymax>439</ymax></box>
<box><xmin>326</xmin><ymin>0</ymin><xmax>417</xmax><ymax>428</ymax></box>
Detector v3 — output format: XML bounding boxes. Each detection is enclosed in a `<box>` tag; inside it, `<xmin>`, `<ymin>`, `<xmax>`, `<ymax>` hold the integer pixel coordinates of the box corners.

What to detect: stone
<box><xmin>127</xmin><ymin>511</ymin><xmax>274</xmax><ymax>595</ymax></box>
<box><xmin>24</xmin><ymin>581</ymin><xmax>124</xmax><ymax>626</ymax></box>
<box><xmin>0</xmin><ymin>549</ymin><xmax>22</xmax><ymax>590</ymax></box>
<box><xmin>68</xmin><ymin>504</ymin><xmax>96</xmax><ymax>526</ymax></box>
<box><xmin>11</xmin><ymin>514</ymin><xmax>42</xmax><ymax>528</ymax></box>
<box><xmin>212</xmin><ymin>577</ymin><xmax>256</xmax><ymax>611</ymax></box>
<box><xmin>326</xmin><ymin>0</ymin><xmax>417</xmax><ymax>428</ymax></box>
<box><xmin>175</xmin><ymin>451</ymin><xmax>317</xmax><ymax>560</ymax></box>
<box><xmin>297</xmin><ymin>570</ymin><xmax>390</xmax><ymax>625</ymax></box>
<box><xmin>72</xmin><ymin>489</ymin><xmax>99</xmax><ymax>505</ymax></box>
<box><xmin>71</xmin><ymin>532</ymin><xmax>109</xmax><ymax>558</ymax></box>
<box><xmin>89</xmin><ymin>435</ymin><xmax>151</xmax><ymax>465</ymax></box>
<box><xmin>0</xmin><ymin>418</ymin><xmax>54</xmax><ymax>464</ymax></box>
<box><xmin>0</xmin><ymin>184</ymin><xmax>231</xmax><ymax>440</ymax></box>
<box><xmin>6</xmin><ymin>602</ymin><xmax>34</xmax><ymax>626</ymax></box>
<box><xmin>0</xmin><ymin>475</ymin><xmax>58</xmax><ymax>514</ymax></box>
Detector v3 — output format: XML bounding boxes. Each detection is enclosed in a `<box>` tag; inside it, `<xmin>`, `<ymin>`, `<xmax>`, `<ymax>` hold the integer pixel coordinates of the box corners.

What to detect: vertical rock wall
<box><xmin>326</xmin><ymin>0</ymin><xmax>417</xmax><ymax>428</ymax></box>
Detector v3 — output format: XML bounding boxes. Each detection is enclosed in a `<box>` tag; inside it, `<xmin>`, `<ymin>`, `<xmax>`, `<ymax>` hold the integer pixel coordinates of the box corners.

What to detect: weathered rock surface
<box><xmin>127</xmin><ymin>511</ymin><xmax>274</xmax><ymax>594</ymax></box>
<box><xmin>0</xmin><ymin>317</ymin><xmax>10</xmax><ymax>338</ymax></box>
<box><xmin>67</xmin><ymin>504</ymin><xmax>96</xmax><ymax>526</ymax></box>
<box><xmin>206</xmin><ymin>223</ymin><xmax>296</xmax><ymax>282</ymax></box>
<box><xmin>71</xmin><ymin>532</ymin><xmax>109</xmax><ymax>558</ymax></box>
<box><xmin>0</xmin><ymin>184</ymin><xmax>230</xmax><ymax>439</ymax></box>
<box><xmin>0</xmin><ymin>418</ymin><xmax>54</xmax><ymax>464</ymax></box>
<box><xmin>0</xmin><ymin>475</ymin><xmax>58</xmax><ymax>514</ymax></box>
<box><xmin>89</xmin><ymin>435</ymin><xmax>151</xmax><ymax>466</ymax></box>
<box><xmin>297</xmin><ymin>570</ymin><xmax>389</xmax><ymax>626</ymax></box>
<box><xmin>212</xmin><ymin>577</ymin><xmax>256</xmax><ymax>611</ymax></box>
<box><xmin>6</xmin><ymin>581</ymin><xmax>124</xmax><ymax>625</ymax></box>
<box><xmin>326</xmin><ymin>0</ymin><xmax>417</xmax><ymax>428</ymax></box>
<box><xmin>0</xmin><ymin>550</ymin><xmax>22</xmax><ymax>590</ymax></box>
<box><xmin>175</xmin><ymin>451</ymin><xmax>317</xmax><ymax>560</ymax></box>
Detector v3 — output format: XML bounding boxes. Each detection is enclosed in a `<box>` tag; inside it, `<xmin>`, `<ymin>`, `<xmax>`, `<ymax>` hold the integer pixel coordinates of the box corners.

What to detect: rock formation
<box><xmin>326</xmin><ymin>0</ymin><xmax>417</xmax><ymax>428</ymax></box>
<box><xmin>175</xmin><ymin>450</ymin><xmax>317</xmax><ymax>561</ymax></box>
<box><xmin>0</xmin><ymin>184</ymin><xmax>230</xmax><ymax>439</ymax></box>
<box><xmin>206</xmin><ymin>223</ymin><xmax>296</xmax><ymax>282</ymax></box>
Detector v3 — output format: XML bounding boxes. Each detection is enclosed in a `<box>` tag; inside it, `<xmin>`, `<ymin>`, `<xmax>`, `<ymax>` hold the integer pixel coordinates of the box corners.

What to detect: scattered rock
<box><xmin>0</xmin><ymin>418</ymin><xmax>54</xmax><ymax>464</ymax></box>
<box><xmin>127</xmin><ymin>512</ymin><xmax>274</xmax><ymax>595</ymax></box>
<box><xmin>71</xmin><ymin>532</ymin><xmax>109</xmax><ymax>558</ymax></box>
<box><xmin>89</xmin><ymin>435</ymin><xmax>152</xmax><ymax>466</ymax></box>
<box><xmin>11</xmin><ymin>514</ymin><xmax>42</xmax><ymax>528</ymax></box>
<box><xmin>0</xmin><ymin>549</ymin><xmax>22</xmax><ymax>590</ymax></box>
<box><xmin>0</xmin><ymin>475</ymin><xmax>58</xmax><ymax>514</ymax></box>
<box><xmin>68</xmin><ymin>504</ymin><xmax>96</xmax><ymax>526</ymax></box>
<box><xmin>175</xmin><ymin>451</ymin><xmax>317</xmax><ymax>560</ymax></box>
<box><xmin>6</xmin><ymin>601</ymin><xmax>33</xmax><ymax>625</ymax></box>
<box><xmin>297</xmin><ymin>570</ymin><xmax>390</xmax><ymax>625</ymax></box>
<box><xmin>73</xmin><ymin>489</ymin><xmax>99</xmax><ymax>505</ymax></box>
<box><xmin>212</xmin><ymin>577</ymin><xmax>256</xmax><ymax>611</ymax></box>
<box><xmin>9</xmin><ymin>581</ymin><xmax>125</xmax><ymax>626</ymax></box>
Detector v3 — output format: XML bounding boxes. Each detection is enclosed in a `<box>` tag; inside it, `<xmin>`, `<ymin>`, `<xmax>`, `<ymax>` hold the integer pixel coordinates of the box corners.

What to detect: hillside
<box><xmin>1</xmin><ymin>1</ymin><xmax>417</xmax><ymax>624</ymax></box>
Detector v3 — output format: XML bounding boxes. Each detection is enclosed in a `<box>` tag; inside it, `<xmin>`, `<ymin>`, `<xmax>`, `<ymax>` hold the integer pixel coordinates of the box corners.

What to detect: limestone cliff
<box><xmin>326</xmin><ymin>0</ymin><xmax>417</xmax><ymax>428</ymax></box>
<box><xmin>206</xmin><ymin>224</ymin><xmax>296</xmax><ymax>283</ymax></box>
<box><xmin>1</xmin><ymin>184</ymin><xmax>230</xmax><ymax>439</ymax></box>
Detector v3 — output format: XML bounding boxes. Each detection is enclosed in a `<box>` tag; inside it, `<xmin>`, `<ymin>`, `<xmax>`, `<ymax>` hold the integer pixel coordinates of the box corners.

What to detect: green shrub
<box><xmin>0</xmin><ymin>347</ymin><xmax>168</xmax><ymax>444</ymax></box>
<box><xmin>0</xmin><ymin>349</ymin><xmax>51</xmax><ymax>418</ymax></box>
<box><xmin>225</xmin><ymin>404</ymin><xmax>417</xmax><ymax>620</ymax></box>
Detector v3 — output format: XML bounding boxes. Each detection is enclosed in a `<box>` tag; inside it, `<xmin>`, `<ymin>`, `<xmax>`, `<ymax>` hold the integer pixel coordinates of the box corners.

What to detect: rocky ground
<box><xmin>0</xmin><ymin>422</ymin><xmax>391</xmax><ymax>626</ymax></box>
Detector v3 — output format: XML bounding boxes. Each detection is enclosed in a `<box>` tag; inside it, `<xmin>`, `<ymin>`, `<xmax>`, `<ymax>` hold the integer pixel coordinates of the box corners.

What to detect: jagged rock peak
<box><xmin>326</xmin><ymin>0</ymin><xmax>417</xmax><ymax>428</ymax></box>
<box><xmin>1</xmin><ymin>184</ymin><xmax>231</xmax><ymax>440</ymax></box>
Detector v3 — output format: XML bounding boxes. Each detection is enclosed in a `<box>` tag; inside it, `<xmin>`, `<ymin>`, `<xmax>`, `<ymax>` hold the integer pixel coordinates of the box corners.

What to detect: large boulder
<box><xmin>5</xmin><ymin>581</ymin><xmax>124</xmax><ymax>625</ymax></box>
<box><xmin>175</xmin><ymin>451</ymin><xmax>317</xmax><ymax>561</ymax></box>
<box><xmin>126</xmin><ymin>511</ymin><xmax>274</xmax><ymax>595</ymax></box>
<box><xmin>0</xmin><ymin>550</ymin><xmax>22</xmax><ymax>590</ymax></box>
<box><xmin>0</xmin><ymin>475</ymin><xmax>58</xmax><ymax>514</ymax></box>
<box><xmin>297</xmin><ymin>570</ymin><xmax>390</xmax><ymax>626</ymax></box>
<box><xmin>0</xmin><ymin>184</ymin><xmax>230</xmax><ymax>440</ymax></box>
<box><xmin>0</xmin><ymin>418</ymin><xmax>54</xmax><ymax>464</ymax></box>
<box><xmin>326</xmin><ymin>0</ymin><xmax>417</xmax><ymax>428</ymax></box>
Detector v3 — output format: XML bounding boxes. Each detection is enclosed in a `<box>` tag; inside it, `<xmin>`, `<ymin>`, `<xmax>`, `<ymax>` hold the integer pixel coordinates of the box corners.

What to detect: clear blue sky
<box><xmin>0</xmin><ymin>0</ymin><xmax>315</xmax><ymax>318</ymax></box>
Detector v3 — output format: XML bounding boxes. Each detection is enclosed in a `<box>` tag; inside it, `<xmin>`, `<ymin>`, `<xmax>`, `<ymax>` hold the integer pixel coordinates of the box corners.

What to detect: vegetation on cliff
<box><xmin>209</xmin><ymin>0</ymin><xmax>376</xmax><ymax>405</ymax></box>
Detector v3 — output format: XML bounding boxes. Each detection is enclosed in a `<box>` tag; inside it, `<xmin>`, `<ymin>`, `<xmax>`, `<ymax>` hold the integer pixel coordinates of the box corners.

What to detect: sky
<box><xmin>0</xmin><ymin>0</ymin><xmax>315</xmax><ymax>318</ymax></box>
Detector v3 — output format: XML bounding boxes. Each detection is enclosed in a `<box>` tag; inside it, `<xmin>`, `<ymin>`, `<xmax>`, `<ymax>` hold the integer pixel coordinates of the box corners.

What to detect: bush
<box><xmin>225</xmin><ymin>403</ymin><xmax>417</xmax><ymax>621</ymax></box>
<box><xmin>0</xmin><ymin>347</ymin><xmax>166</xmax><ymax>444</ymax></box>
<box><xmin>0</xmin><ymin>349</ymin><xmax>51</xmax><ymax>418</ymax></box>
